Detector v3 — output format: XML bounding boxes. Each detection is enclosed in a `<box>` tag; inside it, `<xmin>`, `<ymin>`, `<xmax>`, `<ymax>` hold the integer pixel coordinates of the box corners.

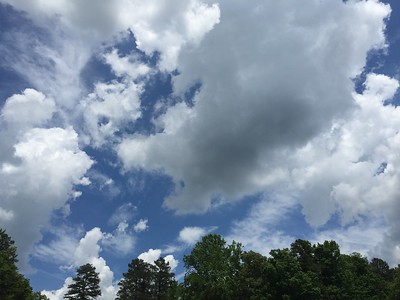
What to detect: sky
<box><xmin>0</xmin><ymin>0</ymin><xmax>400</xmax><ymax>298</ymax></box>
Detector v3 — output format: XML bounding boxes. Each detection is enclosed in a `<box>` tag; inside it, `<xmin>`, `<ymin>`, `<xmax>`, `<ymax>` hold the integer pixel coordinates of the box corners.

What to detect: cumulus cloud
<box><xmin>80</xmin><ymin>80</ymin><xmax>143</xmax><ymax>146</ymax></box>
<box><xmin>43</xmin><ymin>228</ymin><xmax>117</xmax><ymax>300</ymax></box>
<box><xmin>286</xmin><ymin>73</ymin><xmax>400</xmax><ymax>263</ymax></box>
<box><xmin>0</xmin><ymin>122</ymin><xmax>93</xmax><ymax>269</ymax></box>
<box><xmin>1</xmin><ymin>88</ymin><xmax>56</xmax><ymax>130</ymax></box>
<box><xmin>118</xmin><ymin>0</ymin><xmax>390</xmax><ymax>214</ymax></box>
<box><xmin>138</xmin><ymin>248</ymin><xmax>178</xmax><ymax>271</ymax></box>
<box><xmin>178</xmin><ymin>226</ymin><xmax>210</xmax><ymax>245</ymax></box>
<box><xmin>0</xmin><ymin>88</ymin><xmax>93</xmax><ymax>269</ymax></box>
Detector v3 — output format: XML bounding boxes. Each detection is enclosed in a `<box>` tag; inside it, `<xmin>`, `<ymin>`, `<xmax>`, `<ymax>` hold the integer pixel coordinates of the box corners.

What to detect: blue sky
<box><xmin>0</xmin><ymin>0</ymin><xmax>399</xmax><ymax>298</ymax></box>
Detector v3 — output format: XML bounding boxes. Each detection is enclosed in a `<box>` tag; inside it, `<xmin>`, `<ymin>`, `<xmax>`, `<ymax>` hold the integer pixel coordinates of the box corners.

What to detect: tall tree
<box><xmin>237</xmin><ymin>250</ymin><xmax>272</xmax><ymax>300</ymax></box>
<box><xmin>117</xmin><ymin>258</ymin><xmax>155</xmax><ymax>300</ymax></box>
<box><xmin>153</xmin><ymin>257</ymin><xmax>176</xmax><ymax>300</ymax></box>
<box><xmin>0</xmin><ymin>228</ymin><xmax>34</xmax><ymax>300</ymax></box>
<box><xmin>64</xmin><ymin>263</ymin><xmax>101</xmax><ymax>300</ymax></box>
<box><xmin>183</xmin><ymin>234</ymin><xmax>243</xmax><ymax>300</ymax></box>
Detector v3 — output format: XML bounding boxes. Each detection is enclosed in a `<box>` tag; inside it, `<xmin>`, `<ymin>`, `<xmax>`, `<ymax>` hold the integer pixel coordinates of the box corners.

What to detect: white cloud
<box><xmin>118</xmin><ymin>0</ymin><xmax>391</xmax><ymax>214</ymax></box>
<box><xmin>0</xmin><ymin>125</ymin><xmax>93</xmax><ymax>270</ymax></box>
<box><xmin>102</xmin><ymin>222</ymin><xmax>136</xmax><ymax>256</ymax></box>
<box><xmin>1</xmin><ymin>88</ymin><xmax>56</xmax><ymax>131</ymax></box>
<box><xmin>228</xmin><ymin>72</ymin><xmax>400</xmax><ymax>263</ymax></box>
<box><xmin>138</xmin><ymin>248</ymin><xmax>162</xmax><ymax>264</ymax></box>
<box><xmin>1</xmin><ymin>0</ymin><xmax>220</xmax><ymax>71</ymax></box>
<box><xmin>313</xmin><ymin>218</ymin><xmax>389</xmax><ymax>261</ymax></box>
<box><xmin>108</xmin><ymin>202</ymin><xmax>137</xmax><ymax>225</ymax></box>
<box><xmin>80</xmin><ymin>80</ymin><xmax>143</xmax><ymax>147</ymax></box>
<box><xmin>286</xmin><ymin>73</ymin><xmax>400</xmax><ymax>262</ymax></box>
<box><xmin>133</xmin><ymin>218</ymin><xmax>149</xmax><ymax>232</ymax></box>
<box><xmin>138</xmin><ymin>248</ymin><xmax>178</xmax><ymax>271</ymax></box>
<box><xmin>178</xmin><ymin>226</ymin><xmax>208</xmax><ymax>245</ymax></box>
<box><xmin>103</xmin><ymin>49</ymin><xmax>150</xmax><ymax>79</ymax></box>
<box><xmin>34</xmin><ymin>228</ymin><xmax>80</xmax><ymax>265</ymax></box>
<box><xmin>164</xmin><ymin>254</ymin><xmax>178</xmax><ymax>271</ymax></box>
<box><xmin>43</xmin><ymin>228</ymin><xmax>117</xmax><ymax>300</ymax></box>
<box><xmin>227</xmin><ymin>193</ymin><xmax>297</xmax><ymax>256</ymax></box>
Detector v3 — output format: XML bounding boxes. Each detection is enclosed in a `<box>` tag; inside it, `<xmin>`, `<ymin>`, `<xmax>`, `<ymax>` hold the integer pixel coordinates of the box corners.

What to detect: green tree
<box><xmin>238</xmin><ymin>250</ymin><xmax>272</xmax><ymax>300</ymax></box>
<box><xmin>117</xmin><ymin>258</ymin><xmax>155</xmax><ymax>300</ymax></box>
<box><xmin>0</xmin><ymin>228</ymin><xmax>34</xmax><ymax>300</ymax></box>
<box><xmin>64</xmin><ymin>263</ymin><xmax>101</xmax><ymax>300</ymax></box>
<box><xmin>153</xmin><ymin>257</ymin><xmax>176</xmax><ymax>300</ymax></box>
<box><xmin>388</xmin><ymin>265</ymin><xmax>400</xmax><ymax>300</ymax></box>
<box><xmin>183</xmin><ymin>234</ymin><xmax>243</xmax><ymax>300</ymax></box>
<box><xmin>268</xmin><ymin>248</ymin><xmax>321</xmax><ymax>299</ymax></box>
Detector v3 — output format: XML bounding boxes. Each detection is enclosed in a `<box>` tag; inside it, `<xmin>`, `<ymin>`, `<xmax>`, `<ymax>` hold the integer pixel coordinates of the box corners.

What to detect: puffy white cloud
<box><xmin>228</xmin><ymin>72</ymin><xmax>400</xmax><ymax>264</ymax></box>
<box><xmin>286</xmin><ymin>73</ymin><xmax>400</xmax><ymax>263</ymax></box>
<box><xmin>1</xmin><ymin>88</ymin><xmax>56</xmax><ymax>130</ymax></box>
<box><xmin>0</xmin><ymin>124</ymin><xmax>93</xmax><ymax>269</ymax></box>
<box><xmin>118</xmin><ymin>0</ymin><xmax>390</xmax><ymax>214</ymax></box>
<box><xmin>164</xmin><ymin>255</ymin><xmax>179</xmax><ymax>271</ymax></box>
<box><xmin>133</xmin><ymin>218</ymin><xmax>149</xmax><ymax>232</ymax></box>
<box><xmin>178</xmin><ymin>226</ymin><xmax>209</xmax><ymax>245</ymax></box>
<box><xmin>138</xmin><ymin>248</ymin><xmax>162</xmax><ymax>264</ymax></box>
<box><xmin>43</xmin><ymin>228</ymin><xmax>117</xmax><ymax>300</ymax></box>
<box><xmin>80</xmin><ymin>80</ymin><xmax>142</xmax><ymax>146</ymax></box>
<box><xmin>138</xmin><ymin>248</ymin><xmax>178</xmax><ymax>271</ymax></box>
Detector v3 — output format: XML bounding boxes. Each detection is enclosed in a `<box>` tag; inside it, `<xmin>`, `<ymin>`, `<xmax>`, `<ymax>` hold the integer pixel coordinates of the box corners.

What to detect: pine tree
<box><xmin>153</xmin><ymin>257</ymin><xmax>176</xmax><ymax>300</ymax></box>
<box><xmin>64</xmin><ymin>263</ymin><xmax>101</xmax><ymax>300</ymax></box>
<box><xmin>116</xmin><ymin>258</ymin><xmax>155</xmax><ymax>300</ymax></box>
<box><xmin>0</xmin><ymin>228</ymin><xmax>34</xmax><ymax>300</ymax></box>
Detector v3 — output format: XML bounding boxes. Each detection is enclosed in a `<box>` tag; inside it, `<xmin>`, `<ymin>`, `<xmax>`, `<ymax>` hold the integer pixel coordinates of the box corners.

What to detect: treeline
<box><xmin>2</xmin><ymin>228</ymin><xmax>400</xmax><ymax>299</ymax></box>
<box><xmin>179</xmin><ymin>234</ymin><xmax>400</xmax><ymax>299</ymax></box>
<box><xmin>118</xmin><ymin>234</ymin><xmax>400</xmax><ymax>300</ymax></box>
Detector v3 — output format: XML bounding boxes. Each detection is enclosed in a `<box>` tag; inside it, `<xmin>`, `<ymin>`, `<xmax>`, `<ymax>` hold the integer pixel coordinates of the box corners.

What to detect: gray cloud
<box><xmin>119</xmin><ymin>0</ymin><xmax>390</xmax><ymax>214</ymax></box>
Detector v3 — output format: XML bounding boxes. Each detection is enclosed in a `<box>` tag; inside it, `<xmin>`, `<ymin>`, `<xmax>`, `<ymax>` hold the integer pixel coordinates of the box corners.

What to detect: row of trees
<box><xmin>78</xmin><ymin>234</ymin><xmax>400</xmax><ymax>299</ymax></box>
<box><xmin>181</xmin><ymin>234</ymin><xmax>400</xmax><ymax>299</ymax></box>
<box><xmin>2</xmin><ymin>227</ymin><xmax>400</xmax><ymax>299</ymax></box>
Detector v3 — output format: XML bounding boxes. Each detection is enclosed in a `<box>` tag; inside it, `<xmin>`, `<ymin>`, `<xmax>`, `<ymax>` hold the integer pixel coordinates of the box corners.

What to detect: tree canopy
<box><xmin>64</xmin><ymin>263</ymin><xmax>101</xmax><ymax>300</ymax></box>
<box><xmin>2</xmin><ymin>227</ymin><xmax>400</xmax><ymax>300</ymax></box>
<box><xmin>0</xmin><ymin>228</ymin><xmax>49</xmax><ymax>300</ymax></box>
<box><xmin>117</xmin><ymin>257</ymin><xmax>176</xmax><ymax>300</ymax></box>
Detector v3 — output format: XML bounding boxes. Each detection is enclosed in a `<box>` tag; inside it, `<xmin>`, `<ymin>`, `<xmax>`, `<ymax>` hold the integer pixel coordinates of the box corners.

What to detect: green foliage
<box><xmin>117</xmin><ymin>257</ymin><xmax>177</xmax><ymax>300</ymax></box>
<box><xmin>180</xmin><ymin>234</ymin><xmax>398</xmax><ymax>300</ymax></box>
<box><xmin>183</xmin><ymin>234</ymin><xmax>243</xmax><ymax>299</ymax></box>
<box><xmin>154</xmin><ymin>257</ymin><xmax>176</xmax><ymax>300</ymax></box>
<box><xmin>0</xmin><ymin>228</ymin><xmax>35</xmax><ymax>300</ymax></box>
<box><xmin>64</xmin><ymin>263</ymin><xmax>101</xmax><ymax>300</ymax></box>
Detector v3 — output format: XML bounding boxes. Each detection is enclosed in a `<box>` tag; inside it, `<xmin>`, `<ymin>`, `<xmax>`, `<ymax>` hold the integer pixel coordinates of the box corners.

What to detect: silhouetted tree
<box><xmin>117</xmin><ymin>258</ymin><xmax>155</xmax><ymax>300</ymax></box>
<box><xmin>64</xmin><ymin>263</ymin><xmax>101</xmax><ymax>300</ymax></box>
<box><xmin>0</xmin><ymin>228</ymin><xmax>34</xmax><ymax>300</ymax></box>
